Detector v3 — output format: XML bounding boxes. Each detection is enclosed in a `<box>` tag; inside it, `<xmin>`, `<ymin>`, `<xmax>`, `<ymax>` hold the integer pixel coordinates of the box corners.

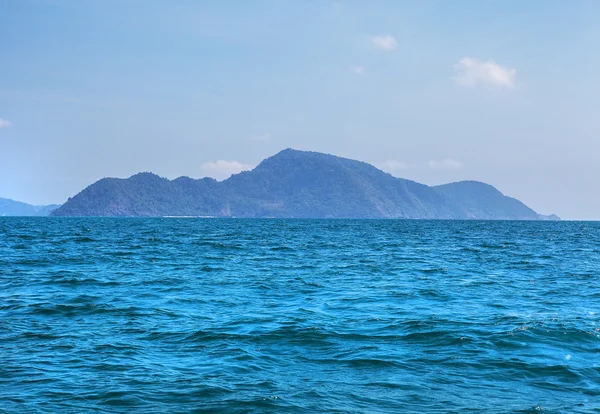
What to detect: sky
<box><xmin>1</xmin><ymin>0</ymin><xmax>599</xmax><ymax>219</ymax></box>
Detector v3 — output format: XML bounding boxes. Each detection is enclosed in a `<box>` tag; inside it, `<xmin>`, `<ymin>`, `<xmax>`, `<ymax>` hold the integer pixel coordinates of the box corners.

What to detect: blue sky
<box><xmin>1</xmin><ymin>0</ymin><xmax>599</xmax><ymax>219</ymax></box>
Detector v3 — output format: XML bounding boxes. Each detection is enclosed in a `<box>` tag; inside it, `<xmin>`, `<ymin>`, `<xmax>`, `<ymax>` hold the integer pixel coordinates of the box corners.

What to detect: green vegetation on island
<box><xmin>51</xmin><ymin>149</ymin><xmax>559</xmax><ymax>219</ymax></box>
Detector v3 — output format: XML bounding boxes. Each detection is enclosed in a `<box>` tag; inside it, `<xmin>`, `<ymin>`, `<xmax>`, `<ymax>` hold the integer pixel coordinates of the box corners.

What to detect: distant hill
<box><xmin>433</xmin><ymin>181</ymin><xmax>541</xmax><ymax>220</ymax></box>
<box><xmin>0</xmin><ymin>198</ymin><xmax>60</xmax><ymax>216</ymax></box>
<box><xmin>51</xmin><ymin>149</ymin><xmax>558</xmax><ymax>219</ymax></box>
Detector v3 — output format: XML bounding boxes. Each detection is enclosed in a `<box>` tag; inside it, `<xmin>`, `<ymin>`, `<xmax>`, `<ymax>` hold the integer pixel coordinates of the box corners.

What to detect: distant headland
<box><xmin>47</xmin><ymin>149</ymin><xmax>559</xmax><ymax>220</ymax></box>
<box><xmin>0</xmin><ymin>198</ymin><xmax>60</xmax><ymax>217</ymax></box>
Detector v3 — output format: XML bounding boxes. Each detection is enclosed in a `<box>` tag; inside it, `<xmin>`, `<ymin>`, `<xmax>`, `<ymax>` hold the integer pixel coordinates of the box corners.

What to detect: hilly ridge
<box><xmin>0</xmin><ymin>198</ymin><xmax>60</xmax><ymax>217</ymax></box>
<box><xmin>51</xmin><ymin>149</ymin><xmax>557</xmax><ymax>219</ymax></box>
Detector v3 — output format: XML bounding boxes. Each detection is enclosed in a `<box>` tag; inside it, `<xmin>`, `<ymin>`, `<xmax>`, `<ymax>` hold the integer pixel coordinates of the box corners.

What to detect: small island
<box><xmin>50</xmin><ymin>149</ymin><xmax>559</xmax><ymax>220</ymax></box>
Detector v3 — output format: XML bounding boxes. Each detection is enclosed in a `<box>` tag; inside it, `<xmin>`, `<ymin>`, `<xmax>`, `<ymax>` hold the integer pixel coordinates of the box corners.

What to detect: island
<box><xmin>51</xmin><ymin>149</ymin><xmax>559</xmax><ymax>220</ymax></box>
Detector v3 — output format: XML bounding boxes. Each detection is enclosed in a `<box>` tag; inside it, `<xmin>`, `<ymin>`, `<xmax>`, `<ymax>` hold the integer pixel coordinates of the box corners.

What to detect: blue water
<box><xmin>1</xmin><ymin>218</ymin><xmax>599</xmax><ymax>413</ymax></box>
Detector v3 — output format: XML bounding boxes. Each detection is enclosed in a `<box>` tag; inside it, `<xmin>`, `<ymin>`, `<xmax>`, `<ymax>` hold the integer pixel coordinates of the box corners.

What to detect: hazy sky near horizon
<box><xmin>1</xmin><ymin>0</ymin><xmax>599</xmax><ymax>219</ymax></box>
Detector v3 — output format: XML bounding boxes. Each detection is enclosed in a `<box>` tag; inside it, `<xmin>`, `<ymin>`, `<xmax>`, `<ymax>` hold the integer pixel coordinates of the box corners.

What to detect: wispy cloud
<box><xmin>350</xmin><ymin>66</ymin><xmax>366</xmax><ymax>75</ymax></box>
<box><xmin>427</xmin><ymin>159</ymin><xmax>464</xmax><ymax>170</ymax></box>
<box><xmin>250</xmin><ymin>133</ymin><xmax>271</xmax><ymax>142</ymax></box>
<box><xmin>0</xmin><ymin>118</ymin><xmax>13</xmax><ymax>128</ymax></box>
<box><xmin>454</xmin><ymin>57</ymin><xmax>516</xmax><ymax>88</ymax></box>
<box><xmin>378</xmin><ymin>160</ymin><xmax>409</xmax><ymax>172</ymax></box>
<box><xmin>201</xmin><ymin>160</ymin><xmax>253</xmax><ymax>180</ymax></box>
<box><xmin>370</xmin><ymin>35</ymin><xmax>397</xmax><ymax>51</ymax></box>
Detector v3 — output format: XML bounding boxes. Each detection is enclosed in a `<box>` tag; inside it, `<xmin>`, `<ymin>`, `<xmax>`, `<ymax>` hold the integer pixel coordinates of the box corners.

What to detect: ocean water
<box><xmin>1</xmin><ymin>218</ymin><xmax>599</xmax><ymax>413</ymax></box>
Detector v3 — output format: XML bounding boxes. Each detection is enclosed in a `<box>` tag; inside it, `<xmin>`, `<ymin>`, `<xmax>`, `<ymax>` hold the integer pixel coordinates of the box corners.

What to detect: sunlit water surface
<box><xmin>1</xmin><ymin>218</ymin><xmax>599</xmax><ymax>413</ymax></box>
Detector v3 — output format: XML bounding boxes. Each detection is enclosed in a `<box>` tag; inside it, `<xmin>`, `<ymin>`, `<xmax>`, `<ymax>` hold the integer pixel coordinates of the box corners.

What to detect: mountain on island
<box><xmin>51</xmin><ymin>149</ymin><xmax>559</xmax><ymax>219</ymax></box>
<box><xmin>0</xmin><ymin>198</ymin><xmax>60</xmax><ymax>216</ymax></box>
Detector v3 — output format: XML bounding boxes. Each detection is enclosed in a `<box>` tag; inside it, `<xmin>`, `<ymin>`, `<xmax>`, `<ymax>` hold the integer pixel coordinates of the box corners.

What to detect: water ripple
<box><xmin>1</xmin><ymin>218</ymin><xmax>599</xmax><ymax>412</ymax></box>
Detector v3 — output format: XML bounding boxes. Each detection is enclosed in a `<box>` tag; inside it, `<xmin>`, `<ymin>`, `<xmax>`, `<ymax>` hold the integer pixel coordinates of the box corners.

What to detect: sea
<box><xmin>1</xmin><ymin>218</ymin><xmax>599</xmax><ymax>413</ymax></box>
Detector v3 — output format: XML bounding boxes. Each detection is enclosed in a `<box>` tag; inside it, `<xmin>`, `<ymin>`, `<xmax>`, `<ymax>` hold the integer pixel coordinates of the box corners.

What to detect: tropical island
<box><xmin>49</xmin><ymin>149</ymin><xmax>559</xmax><ymax>220</ymax></box>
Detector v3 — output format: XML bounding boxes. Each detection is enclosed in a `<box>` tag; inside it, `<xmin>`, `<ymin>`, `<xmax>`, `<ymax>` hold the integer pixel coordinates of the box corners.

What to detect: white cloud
<box><xmin>250</xmin><ymin>133</ymin><xmax>271</xmax><ymax>141</ymax></box>
<box><xmin>0</xmin><ymin>118</ymin><xmax>12</xmax><ymax>128</ymax></box>
<box><xmin>454</xmin><ymin>57</ymin><xmax>516</xmax><ymax>88</ymax></box>
<box><xmin>350</xmin><ymin>66</ymin><xmax>366</xmax><ymax>75</ymax></box>
<box><xmin>201</xmin><ymin>160</ymin><xmax>254</xmax><ymax>180</ymax></box>
<box><xmin>427</xmin><ymin>159</ymin><xmax>464</xmax><ymax>170</ymax></box>
<box><xmin>370</xmin><ymin>35</ymin><xmax>397</xmax><ymax>51</ymax></box>
<box><xmin>379</xmin><ymin>160</ymin><xmax>409</xmax><ymax>172</ymax></box>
